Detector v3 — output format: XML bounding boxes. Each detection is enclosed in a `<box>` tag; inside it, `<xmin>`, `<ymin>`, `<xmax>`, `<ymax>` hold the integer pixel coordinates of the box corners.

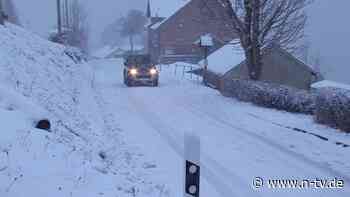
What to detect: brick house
<box><xmin>145</xmin><ymin>0</ymin><xmax>238</xmax><ymax>64</ymax></box>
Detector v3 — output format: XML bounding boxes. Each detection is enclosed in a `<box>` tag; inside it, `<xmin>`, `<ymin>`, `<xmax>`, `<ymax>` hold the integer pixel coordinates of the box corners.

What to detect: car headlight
<box><xmin>150</xmin><ymin>68</ymin><xmax>158</xmax><ymax>75</ymax></box>
<box><xmin>129</xmin><ymin>68</ymin><xmax>138</xmax><ymax>75</ymax></box>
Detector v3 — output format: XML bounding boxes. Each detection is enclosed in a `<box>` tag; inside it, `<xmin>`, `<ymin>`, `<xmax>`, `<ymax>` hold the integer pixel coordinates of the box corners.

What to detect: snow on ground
<box><xmin>93</xmin><ymin>45</ymin><xmax>119</xmax><ymax>58</ymax></box>
<box><xmin>0</xmin><ymin>23</ymin><xmax>164</xmax><ymax>197</ymax></box>
<box><xmin>312</xmin><ymin>80</ymin><xmax>350</xmax><ymax>91</ymax></box>
<box><xmin>91</xmin><ymin>58</ymin><xmax>350</xmax><ymax>197</ymax></box>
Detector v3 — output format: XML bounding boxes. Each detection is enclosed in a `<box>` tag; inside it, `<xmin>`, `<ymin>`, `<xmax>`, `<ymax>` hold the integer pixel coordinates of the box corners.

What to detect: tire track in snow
<box><xmin>246</xmin><ymin>113</ymin><xmax>350</xmax><ymax>148</ymax></box>
<box><xmin>127</xmin><ymin>91</ymin><xmax>260</xmax><ymax>197</ymax></box>
<box><xmin>181</xmin><ymin>101</ymin><xmax>350</xmax><ymax>185</ymax></box>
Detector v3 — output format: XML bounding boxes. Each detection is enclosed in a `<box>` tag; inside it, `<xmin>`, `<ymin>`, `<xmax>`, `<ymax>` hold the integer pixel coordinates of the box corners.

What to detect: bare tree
<box><xmin>120</xmin><ymin>9</ymin><xmax>147</xmax><ymax>52</ymax></box>
<box><xmin>220</xmin><ymin>0</ymin><xmax>312</xmax><ymax>80</ymax></box>
<box><xmin>5</xmin><ymin>0</ymin><xmax>20</xmax><ymax>25</ymax></box>
<box><xmin>50</xmin><ymin>0</ymin><xmax>89</xmax><ymax>53</ymax></box>
<box><xmin>68</xmin><ymin>0</ymin><xmax>89</xmax><ymax>53</ymax></box>
<box><xmin>0</xmin><ymin>0</ymin><xmax>20</xmax><ymax>25</ymax></box>
<box><xmin>101</xmin><ymin>17</ymin><xmax>125</xmax><ymax>47</ymax></box>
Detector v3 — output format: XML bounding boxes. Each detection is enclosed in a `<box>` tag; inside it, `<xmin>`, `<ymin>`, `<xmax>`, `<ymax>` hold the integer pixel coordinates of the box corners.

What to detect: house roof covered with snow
<box><xmin>147</xmin><ymin>0</ymin><xmax>191</xmax><ymax>30</ymax></box>
<box><xmin>150</xmin><ymin>0</ymin><xmax>190</xmax><ymax>18</ymax></box>
<box><xmin>311</xmin><ymin>80</ymin><xmax>350</xmax><ymax>91</ymax></box>
<box><xmin>199</xmin><ymin>39</ymin><xmax>245</xmax><ymax>75</ymax></box>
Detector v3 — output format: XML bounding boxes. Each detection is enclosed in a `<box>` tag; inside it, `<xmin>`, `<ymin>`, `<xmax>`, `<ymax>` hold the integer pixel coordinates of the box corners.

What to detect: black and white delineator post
<box><xmin>184</xmin><ymin>133</ymin><xmax>200</xmax><ymax>197</ymax></box>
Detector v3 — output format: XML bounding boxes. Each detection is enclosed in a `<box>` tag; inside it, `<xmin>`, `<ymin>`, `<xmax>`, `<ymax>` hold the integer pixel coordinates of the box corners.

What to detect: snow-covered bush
<box><xmin>315</xmin><ymin>88</ymin><xmax>350</xmax><ymax>132</ymax></box>
<box><xmin>221</xmin><ymin>79</ymin><xmax>316</xmax><ymax>114</ymax></box>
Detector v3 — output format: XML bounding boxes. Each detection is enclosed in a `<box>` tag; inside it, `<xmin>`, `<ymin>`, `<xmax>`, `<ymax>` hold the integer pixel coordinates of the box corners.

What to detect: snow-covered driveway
<box><xmin>91</xmin><ymin>58</ymin><xmax>350</xmax><ymax>197</ymax></box>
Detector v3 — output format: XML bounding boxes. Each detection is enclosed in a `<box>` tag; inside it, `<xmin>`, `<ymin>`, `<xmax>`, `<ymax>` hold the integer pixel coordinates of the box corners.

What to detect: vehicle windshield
<box><xmin>125</xmin><ymin>55</ymin><xmax>151</xmax><ymax>66</ymax></box>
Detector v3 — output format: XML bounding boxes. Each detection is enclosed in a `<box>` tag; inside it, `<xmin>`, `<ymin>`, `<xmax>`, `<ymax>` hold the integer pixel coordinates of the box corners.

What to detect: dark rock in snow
<box><xmin>98</xmin><ymin>151</ymin><xmax>107</xmax><ymax>160</ymax></box>
<box><xmin>36</xmin><ymin>119</ymin><xmax>51</xmax><ymax>131</ymax></box>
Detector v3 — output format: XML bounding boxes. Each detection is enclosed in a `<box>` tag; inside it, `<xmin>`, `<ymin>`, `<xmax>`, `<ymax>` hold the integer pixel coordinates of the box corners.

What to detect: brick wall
<box><xmin>148</xmin><ymin>0</ymin><xmax>237</xmax><ymax>64</ymax></box>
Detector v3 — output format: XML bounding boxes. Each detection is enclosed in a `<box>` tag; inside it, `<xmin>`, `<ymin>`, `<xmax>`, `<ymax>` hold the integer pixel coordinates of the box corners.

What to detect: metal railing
<box><xmin>158</xmin><ymin>63</ymin><xmax>202</xmax><ymax>81</ymax></box>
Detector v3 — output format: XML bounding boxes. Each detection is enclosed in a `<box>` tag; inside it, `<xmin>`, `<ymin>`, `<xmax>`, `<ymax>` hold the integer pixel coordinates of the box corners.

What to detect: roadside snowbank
<box><xmin>0</xmin><ymin>23</ymin><xmax>163</xmax><ymax>196</ymax></box>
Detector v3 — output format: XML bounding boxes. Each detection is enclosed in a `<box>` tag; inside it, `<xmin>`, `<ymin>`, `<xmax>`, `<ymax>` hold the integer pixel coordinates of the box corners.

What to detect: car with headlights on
<box><xmin>123</xmin><ymin>54</ymin><xmax>159</xmax><ymax>87</ymax></box>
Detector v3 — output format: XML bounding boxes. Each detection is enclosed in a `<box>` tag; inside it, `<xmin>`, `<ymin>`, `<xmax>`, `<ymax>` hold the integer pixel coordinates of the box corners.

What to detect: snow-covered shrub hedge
<box><xmin>315</xmin><ymin>88</ymin><xmax>350</xmax><ymax>132</ymax></box>
<box><xmin>221</xmin><ymin>79</ymin><xmax>316</xmax><ymax>114</ymax></box>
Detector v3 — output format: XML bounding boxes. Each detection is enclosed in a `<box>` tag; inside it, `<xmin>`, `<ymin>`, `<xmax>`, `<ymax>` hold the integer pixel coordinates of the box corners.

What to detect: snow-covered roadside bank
<box><xmin>0</xmin><ymin>24</ymin><xmax>163</xmax><ymax>197</ymax></box>
<box><xmin>92</xmin><ymin>58</ymin><xmax>350</xmax><ymax>197</ymax></box>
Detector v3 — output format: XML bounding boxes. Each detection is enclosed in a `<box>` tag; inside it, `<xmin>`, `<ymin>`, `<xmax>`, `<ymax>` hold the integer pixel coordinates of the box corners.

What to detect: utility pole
<box><xmin>203</xmin><ymin>47</ymin><xmax>209</xmax><ymax>86</ymax></box>
<box><xmin>57</xmin><ymin>0</ymin><xmax>62</xmax><ymax>34</ymax></box>
<box><xmin>198</xmin><ymin>35</ymin><xmax>213</xmax><ymax>86</ymax></box>
<box><xmin>0</xmin><ymin>0</ymin><xmax>4</xmax><ymax>25</ymax></box>
<box><xmin>65</xmin><ymin>0</ymin><xmax>69</xmax><ymax>28</ymax></box>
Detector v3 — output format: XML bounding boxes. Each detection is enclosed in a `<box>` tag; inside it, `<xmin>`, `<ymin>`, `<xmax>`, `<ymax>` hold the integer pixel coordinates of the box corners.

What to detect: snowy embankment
<box><xmin>0</xmin><ymin>23</ymin><xmax>163</xmax><ymax>197</ymax></box>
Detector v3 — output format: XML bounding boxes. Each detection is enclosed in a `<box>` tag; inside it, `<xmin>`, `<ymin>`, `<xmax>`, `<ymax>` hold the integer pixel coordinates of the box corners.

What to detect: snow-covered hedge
<box><xmin>315</xmin><ymin>88</ymin><xmax>350</xmax><ymax>132</ymax></box>
<box><xmin>221</xmin><ymin>79</ymin><xmax>316</xmax><ymax>114</ymax></box>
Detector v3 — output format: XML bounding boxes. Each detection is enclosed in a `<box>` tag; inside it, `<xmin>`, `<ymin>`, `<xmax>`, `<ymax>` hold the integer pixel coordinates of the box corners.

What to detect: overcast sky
<box><xmin>14</xmin><ymin>0</ymin><xmax>146</xmax><ymax>48</ymax></box>
<box><xmin>12</xmin><ymin>0</ymin><xmax>350</xmax><ymax>83</ymax></box>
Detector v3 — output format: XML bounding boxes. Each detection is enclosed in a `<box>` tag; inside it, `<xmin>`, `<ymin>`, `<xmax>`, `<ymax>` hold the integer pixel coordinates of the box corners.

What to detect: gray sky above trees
<box><xmin>13</xmin><ymin>0</ymin><xmax>145</xmax><ymax>48</ymax></box>
<box><xmin>12</xmin><ymin>0</ymin><xmax>350</xmax><ymax>83</ymax></box>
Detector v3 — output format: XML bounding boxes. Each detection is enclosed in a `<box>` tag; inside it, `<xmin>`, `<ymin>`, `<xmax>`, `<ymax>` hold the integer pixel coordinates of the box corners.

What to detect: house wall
<box><xmin>148</xmin><ymin>0</ymin><xmax>236</xmax><ymax>63</ymax></box>
<box><xmin>222</xmin><ymin>49</ymin><xmax>315</xmax><ymax>90</ymax></box>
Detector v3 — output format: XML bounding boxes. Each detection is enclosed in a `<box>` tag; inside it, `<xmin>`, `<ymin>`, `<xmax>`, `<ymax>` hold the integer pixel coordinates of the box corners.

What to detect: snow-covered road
<box><xmin>91</xmin><ymin>58</ymin><xmax>350</xmax><ymax>197</ymax></box>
